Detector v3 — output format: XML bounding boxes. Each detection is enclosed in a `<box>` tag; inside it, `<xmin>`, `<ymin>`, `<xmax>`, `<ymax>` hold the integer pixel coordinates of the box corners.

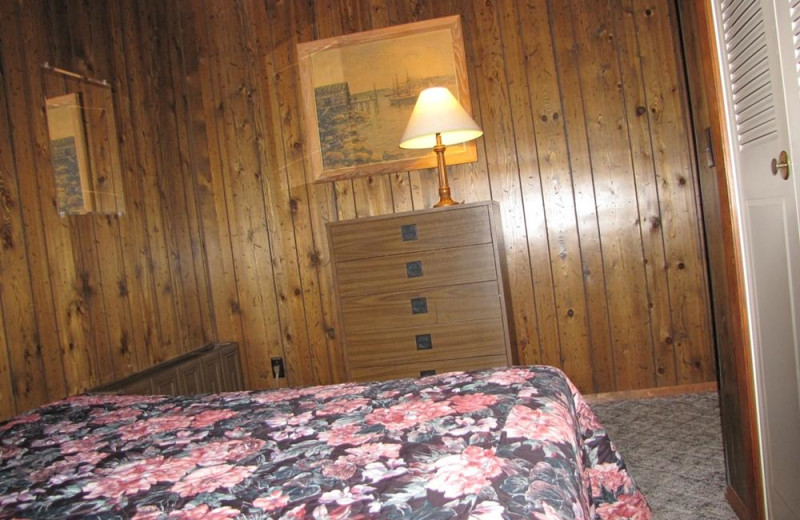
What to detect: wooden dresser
<box><xmin>92</xmin><ymin>342</ymin><xmax>244</xmax><ymax>395</ymax></box>
<box><xmin>327</xmin><ymin>201</ymin><xmax>513</xmax><ymax>382</ymax></box>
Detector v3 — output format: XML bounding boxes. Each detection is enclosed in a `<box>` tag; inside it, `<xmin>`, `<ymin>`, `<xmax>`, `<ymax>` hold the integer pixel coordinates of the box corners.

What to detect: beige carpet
<box><xmin>590</xmin><ymin>392</ymin><xmax>739</xmax><ymax>519</ymax></box>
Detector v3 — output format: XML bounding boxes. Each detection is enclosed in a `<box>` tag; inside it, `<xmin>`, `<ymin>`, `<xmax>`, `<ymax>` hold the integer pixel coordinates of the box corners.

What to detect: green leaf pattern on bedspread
<box><xmin>0</xmin><ymin>366</ymin><xmax>651</xmax><ymax>519</ymax></box>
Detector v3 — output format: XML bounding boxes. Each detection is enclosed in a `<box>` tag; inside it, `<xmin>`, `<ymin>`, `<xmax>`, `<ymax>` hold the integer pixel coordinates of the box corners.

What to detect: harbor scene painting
<box><xmin>298</xmin><ymin>16</ymin><xmax>477</xmax><ymax>182</ymax></box>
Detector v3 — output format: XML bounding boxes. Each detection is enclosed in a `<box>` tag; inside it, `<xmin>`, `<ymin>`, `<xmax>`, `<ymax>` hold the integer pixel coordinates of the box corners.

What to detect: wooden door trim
<box><xmin>680</xmin><ymin>1</ymin><xmax>765</xmax><ymax>518</ymax></box>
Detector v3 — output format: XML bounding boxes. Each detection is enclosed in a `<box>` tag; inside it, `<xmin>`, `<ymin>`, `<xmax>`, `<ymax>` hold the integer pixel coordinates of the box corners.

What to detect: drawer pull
<box><xmin>410</xmin><ymin>297</ymin><xmax>428</xmax><ymax>314</ymax></box>
<box><xmin>415</xmin><ymin>334</ymin><xmax>433</xmax><ymax>350</ymax></box>
<box><xmin>401</xmin><ymin>224</ymin><xmax>418</xmax><ymax>241</ymax></box>
<box><xmin>420</xmin><ymin>369</ymin><xmax>436</xmax><ymax>377</ymax></box>
<box><xmin>406</xmin><ymin>260</ymin><xmax>423</xmax><ymax>278</ymax></box>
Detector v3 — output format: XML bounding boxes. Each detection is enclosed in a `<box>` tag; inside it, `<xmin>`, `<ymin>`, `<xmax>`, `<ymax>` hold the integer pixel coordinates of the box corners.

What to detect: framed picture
<box><xmin>297</xmin><ymin>15</ymin><xmax>477</xmax><ymax>183</ymax></box>
<box><xmin>43</xmin><ymin>65</ymin><xmax>126</xmax><ymax>216</ymax></box>
<box><xmin>45</xmin><ymin>92</ymin><xmax>94</xmax><ymax>215</ymax></box>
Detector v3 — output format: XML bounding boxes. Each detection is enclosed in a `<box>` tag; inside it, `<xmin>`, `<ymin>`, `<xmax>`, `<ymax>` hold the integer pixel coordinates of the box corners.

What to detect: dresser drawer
<box><xmin>336</xmin><ymin>243</ymin><xmax>497</xmax><ymax>297</ymax></box>
<box><xmin>346</xmin><ymin>319</ymin><xmax>508</xmax><ymax>368</ymax></box>
<box><xmin>329</xmin><ymin>205</ymin><xmax>492</xmax><ymax>262</ymax></box>
<box><xmin>340</xmin><ymin>281</ymin><xmax>503</xmax><ymax>332</ymax></box>
<box><xmin>349</xmin><ymin>354</ymin><xmax>509</xmax><ymax>382</ymax></box>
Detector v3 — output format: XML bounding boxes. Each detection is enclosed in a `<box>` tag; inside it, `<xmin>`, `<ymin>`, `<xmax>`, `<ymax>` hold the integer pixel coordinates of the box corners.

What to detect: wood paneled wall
<box><xmin>0</xmin><ymin>0</ymin><xmax>715</xmax><ymax>420</ymax></box>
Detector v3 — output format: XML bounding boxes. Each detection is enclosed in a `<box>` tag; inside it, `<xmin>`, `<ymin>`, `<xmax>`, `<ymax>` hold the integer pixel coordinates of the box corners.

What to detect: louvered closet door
<box><xmin>714</xmin><ymin>0</ymin><xmax>800</xmax><ymax>517</ymax></box>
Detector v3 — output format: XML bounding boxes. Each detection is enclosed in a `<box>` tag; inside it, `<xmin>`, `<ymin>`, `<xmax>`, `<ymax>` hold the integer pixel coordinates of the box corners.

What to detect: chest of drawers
<box><xmin>327</xmin><ymin>201</ymin><xmax>513</xmax><ymax>382</ymax></box>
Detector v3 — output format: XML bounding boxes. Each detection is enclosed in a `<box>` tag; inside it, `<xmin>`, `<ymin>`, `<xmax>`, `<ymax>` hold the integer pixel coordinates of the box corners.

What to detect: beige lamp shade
<box><xmin>399</xmin><ymin>87</ymin><xmax>483</xmax><ymax>149</ymax></box>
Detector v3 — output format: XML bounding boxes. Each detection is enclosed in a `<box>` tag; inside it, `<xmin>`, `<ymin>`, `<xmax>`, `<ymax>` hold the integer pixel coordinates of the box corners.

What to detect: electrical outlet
<box><xmin>271</xmin><ymin>357</ymin><xmax>285</xmax><ymax>379</ymax></box>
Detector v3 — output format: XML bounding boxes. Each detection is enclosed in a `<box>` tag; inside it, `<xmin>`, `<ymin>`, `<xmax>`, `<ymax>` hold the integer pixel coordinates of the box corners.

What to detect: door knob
<box><xmin>771</xmin><ymin>150</ymin><xmax>790</xmax><ymax>180</ymax></box>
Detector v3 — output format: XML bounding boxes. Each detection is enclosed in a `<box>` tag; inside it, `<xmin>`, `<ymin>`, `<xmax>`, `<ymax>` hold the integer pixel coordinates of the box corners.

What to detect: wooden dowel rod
<box><xmin>41</xmin><ymin>63</ymin><xmax>110</xmax><ymax>88</ymax></box>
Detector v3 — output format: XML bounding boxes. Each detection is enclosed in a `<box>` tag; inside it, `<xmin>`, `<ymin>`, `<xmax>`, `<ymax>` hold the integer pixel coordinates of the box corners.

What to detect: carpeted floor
<box><xmin>590</xmin><ymin>392</ymin><xmax>739</xmax><ymax>519</ymax></box>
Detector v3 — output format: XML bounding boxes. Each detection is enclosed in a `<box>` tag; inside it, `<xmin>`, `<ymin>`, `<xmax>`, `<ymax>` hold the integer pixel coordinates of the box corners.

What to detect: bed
<box><xmin>0</xmin><ymin>365</ymin><xmax>650</xmax><ymax>519</ymax></box>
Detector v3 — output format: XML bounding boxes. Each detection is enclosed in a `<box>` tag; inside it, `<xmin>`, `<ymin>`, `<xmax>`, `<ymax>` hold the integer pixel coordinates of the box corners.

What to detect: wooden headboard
<box><xmin>91</xmin><ymin>342</ymin><xmax>243</xmax><ymax>396</ymax></box>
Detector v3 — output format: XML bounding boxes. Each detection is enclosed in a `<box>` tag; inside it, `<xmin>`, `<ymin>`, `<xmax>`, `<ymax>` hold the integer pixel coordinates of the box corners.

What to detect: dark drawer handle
<box><xmin>406</xmin><ymin>260</ymin><xmax>423</xmax><ymax>278</ymax></box>
<box><xmin>420</xmin><ymin>369</ymin><xmax>436</xmax><ymax>377</ymax></box>
<box><xmin>415</xmin><ymin>334</ymin><xmax>433</xmax><ymax>350</ymax></box>
<box><xmin>401</xmin><ymin>224</ymin><xmax>418</xmax><ymax>241</ymax></box>
<box><xmin>410</xmin><ymin>297</ymin><xmax>428</xmax><ymax>314</ymax></box>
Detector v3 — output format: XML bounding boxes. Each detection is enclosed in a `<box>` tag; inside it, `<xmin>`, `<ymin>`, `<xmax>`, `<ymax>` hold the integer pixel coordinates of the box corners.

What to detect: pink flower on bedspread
<box><xmin>586</xmin><ymin>462</ymin><xmax>633</xmax><ymax>497</ymax></box>
<box><xmin>596</xmin><ymin>489</ymin><xmax>652</xmax><ymax>520</ymax></box>
<box><xmin>253</xmin><ymin>489</ymin><xmax>291</xmax><ymax>512</ymax></box>
<box><xmin>132</xmin><ymin>505</ymin><xmax>163</xmax><ymax>520</ymax></box>
<box><xmin>252</xmin><ymin>388</ymin><xmax>312</xmax><ymax>404</ymax></box>
<box><xmin>574</xmin><ymin>399</ymin><xmax>603</xmax><ymax>433</ymax></box>
<box><xmin>344</xmin><ymin>442</ymin><xmax>402</xmax><ymax>463</ymax></box>
<box><xmin>266</xmin><ymin>410</ymin><xmax>313</xmax><ymax>428</ymax></box>
<box><xmin>322</xmin><ymin>458</ymin><xmax>358</xmax><ymax>480</ymax></box>
<box><xmin>365</xmin><ymin>398</ymin><xmax>454</xmax><ymax>430</ymax></box>
<box><xmin>60</xmin><ymin>435</ymin><xmax>107</xmax><ymax>455</ymax></box>
<box><xmin>171</xmin><ymin>464</ymin><xmax>255</xmax><ymax>498</ymax></box>
<box><xmin>0</xmin><ymin>444</ymin><xmax>23</xmax><ymax>461</ymax></box>
<box><xmin>486</xmin><ymin>368</ymin><xmax>536</xmax><ymax>385</ymax></box>
<box><xmin>318</xmin><ymin>423</ymin><xmax>379</xmax><ymax>446</ymax></box>
<box><xmin>502</xmin><ymin>402</ymin><xmax>577</xmax><ymax>444</ymax></box>
<box><xmin>117</xmin><ymin>414</ymin><xmax>195</xmax><ymax>441</ymax></box>
<box><xmin>190</xmin><ymin>409</ymin><xmax>237</xmax><ymax>428</ymax></box>
<box><xmin>167</xmin><ymin>504</ymin><xmax>241</xmax><ymax>519</ymax></box>
<box><xmin>44</xmin><ymin>420</ymin><xmax>86</xmax><ymax>435</ymax></box>
<box><xmin>450</xmin><ymin>392</ymin><xmax>498</xmax><ymax>413</ymax></box>
<box><xmin>282</xmin><ymin>504</ymin><xmax>308</xmax><ymax>519</ymax></box>
<box><xmin>185</xmin><ymin>438</ymin><xmax>266</xmax><ymax>466</ymax></box>
<box><xmin>316</xmin><ymin>397</ymin><xmax>371</xmax><ymax>417</ymax></box>
<box><xmin>427</xmin><ymin>446</ymin><xmax>506</xmax><ymax>498</ymax></box>
<box><xmin>83</xmin><ymin>456</ymin><xmax>197</xmax><ymax>500</ymax></box>
<box><xmin>0</xmin><ymin>413</ymin><xmax>40</xmax><ymax>432</ymax></box>
<box><xmin>90</xmin><ymin>406</ymin><xmax>142</xmax><ymax>425</ymax></box>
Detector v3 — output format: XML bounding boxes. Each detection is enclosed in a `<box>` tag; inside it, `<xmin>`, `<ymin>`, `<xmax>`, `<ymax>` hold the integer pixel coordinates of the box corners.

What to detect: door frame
<box><xmin>677</xmin><ymin>1</ymin><xmax>765</xmax><ymax>518</ymax></box>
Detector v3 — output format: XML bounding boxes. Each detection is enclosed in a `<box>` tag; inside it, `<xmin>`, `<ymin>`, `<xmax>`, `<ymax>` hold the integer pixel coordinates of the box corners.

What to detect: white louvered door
<box><xmin>714</xmin><ymin>0</ymin><xmax>800</xmax><ymax>517</ymax></box>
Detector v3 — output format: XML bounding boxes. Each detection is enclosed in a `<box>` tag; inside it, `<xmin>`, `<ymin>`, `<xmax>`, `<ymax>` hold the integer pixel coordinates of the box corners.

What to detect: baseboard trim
<box><xmin>725</xmin><ymin>485</ymin><xmax>752</xmax><ymax>520</ymax></box>
<box><xmin>584</xmin><ymin>381</ymin><xmax>718</xmax><ymax>403</ymax></box>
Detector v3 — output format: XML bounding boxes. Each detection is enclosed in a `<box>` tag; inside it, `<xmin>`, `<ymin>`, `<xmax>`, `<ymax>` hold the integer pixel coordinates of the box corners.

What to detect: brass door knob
<box><xmin>771</xmin><ymin>150</ymin><xmax>790</xmax><ymax>180</ymax></box>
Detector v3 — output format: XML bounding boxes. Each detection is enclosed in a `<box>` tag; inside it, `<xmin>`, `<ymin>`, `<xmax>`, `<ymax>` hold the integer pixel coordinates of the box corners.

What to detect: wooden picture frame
<box><xmin>45</xmin><ymin>92</ymin><xmax>94</xmax><ymax>215</ymax></box>
<box><xmin>297</xmin><ymin>15</ymin><xmax>477</xmax><ymax>183</ymax></box>
<box><xmin>43</xmin><ymin>65</ymin><xmax>126</xmax><ymax>216</ymax></box>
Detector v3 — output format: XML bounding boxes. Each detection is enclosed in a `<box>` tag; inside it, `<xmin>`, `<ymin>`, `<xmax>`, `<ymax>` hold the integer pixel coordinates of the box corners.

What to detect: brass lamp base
<box><xmin>433</xmin><ymin>133</ymin><xmax>459</xmax><ymax>208</ymax></box>
<box><xmin>434</xmin><ymin>187</ymin><xmax>458</xmax><ymax>207</ymax></box>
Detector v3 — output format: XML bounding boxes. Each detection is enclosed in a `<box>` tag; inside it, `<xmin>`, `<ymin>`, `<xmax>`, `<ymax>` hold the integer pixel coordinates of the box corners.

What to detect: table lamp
<box><xmin>399</xmin><ymin>87</ymin><xmax>483</xmax><ymax>207</ymax></box>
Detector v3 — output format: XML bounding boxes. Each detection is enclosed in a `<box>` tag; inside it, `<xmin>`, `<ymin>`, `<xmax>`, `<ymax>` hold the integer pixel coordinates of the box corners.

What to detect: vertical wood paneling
<box><xmin>513</xmin><ymin>0</ymin><xmax>592</xmax><ymax>382</ymax></box>
<box><xmin>1</xmin><ymin>0</ymin><xmax>73</xmax><ymax>403</ymax></box>
<box><xmin>442</xmin><ymin>0</ymin><xmax>493</xmax><ymax>207</ymax></box>
<box><xmin>0</xmin><ymin>301</ymin><xmax>13</xmax><ymax>418</ymax></box>
<box><xmin>548</xmin><ymin>0</ymin><xmax>618</xmax><ymax>391</ymax></box>
<box><xmin>570</xmin><ymin>0</ymin><xmax>656</xmax><ymax>390</ymax></box>
<box><xmin>468</xmin><ymin>0</ymin><xmax>541</xmax><ymax>375</ymax></box>
<box><xmin>612</xmin><ymin>0</ymin><xmax>678</xmax><ymax>386</ymax></box>
<box><xmin>264</xmin><ymin>0</ymin><xmax>341</xmax><ymax>385</ymax></box>
<box><xmin>136</xmin><ymin>3</ymin><xmax>187</xmax><ymax>365</ymax></box>
<box><xmin>163</xmin><ymin>0</ymin><xmax>214</xmax><ymax>349</ymax></box>
<box><xmin>151</xmin><ymin>0</ymin><xmax>208</xmax><ymax>356</ymax></box>
<box><xmin>66</xmin><ymin>0</ymin><xmax>137</xmax><ymax>380</ymax></box>
<box><xmin>634</xmin><ymin>2</ymin><xmax>714</xmax><ymax>383</ymax></box>
<box><xmin>176</xmin><ymin>0</ymin><xmax>242</xmax><ymax>356</ymax></box>
<box><xmin>0</xmin><ymin>36</ymin><xmax>33</xmax><ymax>416</ymax></box>
<box><xmin>240</xmin><ymin>0</ymin><xmax>312</xmax><ymax>388</ymax></box>
<box><xmin>0</xmin><ymin>0</ymin><xmax>715</xmax><ymax>420</ymax></box>
<box><xmin>108</xmin><ymin>0</ymin><xmax>161</xmax><ymax>373</ymax></box>
<box><xmin>214</xmin><ymin>0</ymin><xmax>284</xmax><ymax>388</ymax></box>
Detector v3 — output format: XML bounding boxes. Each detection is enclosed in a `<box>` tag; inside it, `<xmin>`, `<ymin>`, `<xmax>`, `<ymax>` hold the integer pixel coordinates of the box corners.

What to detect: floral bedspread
<box><xmin>0</xmin><ymin>366</ymin><xmax>650</xmax><ymax>519</ymax></box>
